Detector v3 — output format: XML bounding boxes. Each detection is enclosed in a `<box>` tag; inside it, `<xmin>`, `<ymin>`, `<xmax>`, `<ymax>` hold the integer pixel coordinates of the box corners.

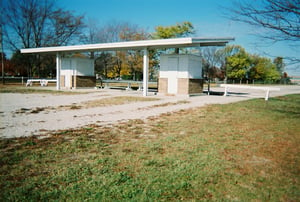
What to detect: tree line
<box><xmin>0</xmin><ymin>0</ymin><xmax>297</xmax><ymax>83</ymax></box>
<box><xmin>201</xmin><ymin>45</ymin><xmax>287</xmax><ymax>84</ymax></box>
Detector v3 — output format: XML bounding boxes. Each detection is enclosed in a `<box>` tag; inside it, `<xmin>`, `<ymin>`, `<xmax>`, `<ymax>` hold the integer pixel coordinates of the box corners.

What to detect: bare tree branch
<box><xmin>226</xmin><ymin>0</ymin><xmax>300</xmax><ymax>64</ymax></box>
<box><xmin>2</xmin><ymin>0</ymin><xmax>85</xmax><ymax>77</ymax></box>
<box><xmin>3</xmin><ymin>0</ymin><xmax>85</xmax><ymax>49</ymax></box>
<box><xmin>227</xmin><ymin>0</ymin><xmax>300</xmax><ymax>41</ymax></box>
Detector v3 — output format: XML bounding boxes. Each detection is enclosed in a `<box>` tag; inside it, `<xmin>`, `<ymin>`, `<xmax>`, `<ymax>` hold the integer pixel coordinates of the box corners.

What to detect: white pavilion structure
<box><xmin>21</xmin><ymin>37</ymin><xmax>234</xmax><ymax>96</ymax></box>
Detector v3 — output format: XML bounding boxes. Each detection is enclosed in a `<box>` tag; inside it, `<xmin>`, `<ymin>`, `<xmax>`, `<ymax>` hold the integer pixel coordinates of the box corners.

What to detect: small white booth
<box><xmin>159</xmin><ymin>54</ymin><xmax>203</xmax><ymax>95</ymax></box>
<box><xmin>61</xmin><ymin>57</ymin><xmax>95</xmax><ymax>89</ymax></box>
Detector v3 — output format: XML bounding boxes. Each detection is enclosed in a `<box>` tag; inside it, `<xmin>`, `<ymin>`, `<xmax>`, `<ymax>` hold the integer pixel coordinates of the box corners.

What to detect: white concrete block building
<box><xmin>60</xmin><ymin>57</ymin><xmax>95</xmax><ymax>89</ymax></box>
<box><xmin>159</xmin><ymin>54</ymin><xmax>203</xmax><ymax>95</ymax></box>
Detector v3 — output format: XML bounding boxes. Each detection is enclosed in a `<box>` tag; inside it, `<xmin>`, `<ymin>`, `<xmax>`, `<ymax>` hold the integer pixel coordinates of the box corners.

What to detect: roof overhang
<box><xmin>20</xmin><ymin>37</ymin><xmax>234</xmax><ymax>54</ymax></box>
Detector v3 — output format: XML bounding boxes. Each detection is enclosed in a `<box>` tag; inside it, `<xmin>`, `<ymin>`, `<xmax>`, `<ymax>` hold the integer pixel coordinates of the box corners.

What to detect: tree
<box><xmin>152</xmin><ymin>21</ymin><xmax>195</xmax><ymax>39</ymax></box>
<box><xmin>119</xmin><ymin>25</ymin><xmax>150</xmax><ymax>42</ymax></box>
<box><xmin>200</xmin><ymin>47</ymin><xmax>223</xmax><ymax>93</ymax></box>
<box><xmin>249</xmin><ymin>55</ymin><xmax>275</xmax><ymax>81</ymax></box>
<box><xmin>112</xmin><ymin>51</ymin><xmax>126</xmax><ymax>78</ymax></box>
<box><xmin>95</xmin><ymin>21</ymin><xmax>144</xmax><ymax>43</ymax></box>
<box><xmin>273</xmin><ymin>57</ymin><xmax>285</xmax><ymax>74</ymax></box>
<box><xmin>127</xmin><ymin>50</ymin><xmax>144</xmax><ymax>80</ymax></box>
<box><xmin>227</xmin><ymin>0</ymin><xmax>300</xmax><ymax>63</ymax></box>
<box><xmin>2</xmin><ymin>0</ymin><xmax>85</xmax><ymax>77</ymax></box>
<box><xmin>224</xmin><ymin>49</ymin><xmax>282</xmax><ymax>83</ymax></box>
<box><xmin>201</xmin><ymin>47</ymin><xmax>223</xmax><ymax>78</ymax></box>
<box><xmin>217</xmin><ymin>45</ymin><xmax>245</xmax><ymax>82</ymax></box>
<box><xmin>119</xmin><ymin>23</ymin><xmax>150</xmax><ymax>80</ymax></box>
<box><xmin>47</xmin><ymin>9</ymin><xmax>85</xmax><ymax>46</ymax></box>
<box><xmin>10</xmin><ymin>51</ymin><xmax>31</xmax><ymax>76</ymax></box>
<box><xmin>95</xmin><ymin>52</ymin><xmax>113</xmax><ymax>79</ymax></box>
<box><xmin>3</xmin><ymin>0</ymin><xmax>84</xmax><ymax>49</ymax></box>
<box><xmin>1</xmin><ymin>24</ymin><xmax>4</xmax><ymax>83</ymax></box>
<box><xmin>93</xmin><ymin>21</ymin><xmax>151</xmax><ymax>79</ymax></box>
<box><xmin>226</xmin><ymin>49</ymin><xmax>251</xmax><ymax>81</ymax></box>
<box><xmin>81</xmin><ymin>18</ymin><xmax>102</xmax><ymax>59</ymax></box>
<box><xmin>219</xmin><ymin>44</ymin><xmax>282</xmax><ymax>83</ymax></box>
<box><xmin>81</xmin><ymin>18</ymin><xmax>101</xmax><ymax>44</ymax></box>
<box><xmin>265</xmin><ymin>65</ymin><xmax>281</xmax><ymax>82</ymax></box>
<box><xmin>152</xmin><ymin>21</ymin><xmax>195</xmax><ymax>53</ymax></box>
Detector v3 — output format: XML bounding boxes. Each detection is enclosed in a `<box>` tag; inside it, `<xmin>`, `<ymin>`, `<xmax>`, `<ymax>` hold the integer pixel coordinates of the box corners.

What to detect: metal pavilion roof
<box><xmin>20</xmin><ymin>37</ymin><xmax>234</xmax><ymax>54</ymax></box>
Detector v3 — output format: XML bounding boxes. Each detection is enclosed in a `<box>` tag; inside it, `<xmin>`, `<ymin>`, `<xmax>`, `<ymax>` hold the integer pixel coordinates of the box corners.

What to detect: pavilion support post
<box><xmin>143</xmin><ymin>48</ymin><xmax>149</xmax><ymax>96</ymax></box>
<box><xmin>56</xmin><ymin>53</ymin><xmax>61</xmax><ymax>90</ymax></box>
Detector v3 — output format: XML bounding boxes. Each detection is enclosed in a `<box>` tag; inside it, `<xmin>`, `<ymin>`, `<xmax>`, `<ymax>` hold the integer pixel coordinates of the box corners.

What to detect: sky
<box><xmin>58</xmin><ymin>0</ymin><xmax>299</xmax><ymax>75</ymax></box>
<box><xmin>4</xmin><ymin>0</ymin><xmax>300</xmax><ymax>75</ymax></box>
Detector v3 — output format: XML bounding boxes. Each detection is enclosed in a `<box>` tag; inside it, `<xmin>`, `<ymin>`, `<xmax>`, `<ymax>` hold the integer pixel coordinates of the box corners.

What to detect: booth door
<box><xmin>64</xmin><ymin>71</ymin><xmax>72</xmax><ymax>88</ymax></box>
<box><xmin>167</xmin><ymin>57</ymin><xmax>179</xmax><ymax>94</ymax></box>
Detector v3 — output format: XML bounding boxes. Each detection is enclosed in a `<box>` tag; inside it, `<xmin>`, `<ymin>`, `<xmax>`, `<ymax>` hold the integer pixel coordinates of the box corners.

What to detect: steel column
<box><xmin>143</xmin><ymin>48</ymin><xmax>149</xmax><ymax>96</ymax></box>
<box><xmin>56</xmin><ymin>53</ymin><xmax>61</xmax><ymax>90</ymax></box>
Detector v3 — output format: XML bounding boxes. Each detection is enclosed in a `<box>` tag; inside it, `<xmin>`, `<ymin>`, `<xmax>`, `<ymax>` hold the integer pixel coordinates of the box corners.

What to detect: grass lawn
<box><xmin>1</xmin><ymin>94</ymin><xmax>299</xmax><ymax>201</ymax></box>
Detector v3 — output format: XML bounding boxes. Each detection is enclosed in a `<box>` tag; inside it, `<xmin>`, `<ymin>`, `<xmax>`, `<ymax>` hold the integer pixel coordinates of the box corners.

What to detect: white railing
<box><xmin>220</xmin><ymin>84</ymin><xmax>280</xmax><ymax>101</ymax></box>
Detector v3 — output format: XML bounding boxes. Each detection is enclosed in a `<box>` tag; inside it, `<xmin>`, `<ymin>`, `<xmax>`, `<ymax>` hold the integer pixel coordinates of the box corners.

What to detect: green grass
<box><xmin>1</xmin><ymin>94</ymin><xmax>299</xmax><ymax>201</ymax></box>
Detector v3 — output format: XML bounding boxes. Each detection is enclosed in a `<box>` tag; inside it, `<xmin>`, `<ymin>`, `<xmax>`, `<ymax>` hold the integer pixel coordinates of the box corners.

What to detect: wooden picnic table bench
<box><xmin>102</xmin><ymin>80</ymin><xmax>156</xmax><ymax>91</ymax></box>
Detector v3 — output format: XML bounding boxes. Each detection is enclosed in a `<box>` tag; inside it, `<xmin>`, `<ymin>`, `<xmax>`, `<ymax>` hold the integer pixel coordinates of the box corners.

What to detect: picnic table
<box><xmin>26</xmin><ymin>79</ymin><xmax>57</xmax><ymax>87</ymax></box>
<box><xmin>102</xmin><ymin>80</ymin><xmax>156</xmax><ymax>91</ymax></box>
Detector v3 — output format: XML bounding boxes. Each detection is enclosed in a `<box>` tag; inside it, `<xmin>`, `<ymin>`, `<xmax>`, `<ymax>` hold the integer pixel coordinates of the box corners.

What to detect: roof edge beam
<box><xmin>20</xmin><ymin>37</ymin><xmax>235</xmax><ymax>54</ymax></box>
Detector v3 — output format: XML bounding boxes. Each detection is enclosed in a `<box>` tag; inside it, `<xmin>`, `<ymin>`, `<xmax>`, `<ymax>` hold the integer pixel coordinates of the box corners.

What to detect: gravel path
<box><xmin>1</xmin><ymin>85</ymin><xmax>299</xmax><ymax>138</ymax></box>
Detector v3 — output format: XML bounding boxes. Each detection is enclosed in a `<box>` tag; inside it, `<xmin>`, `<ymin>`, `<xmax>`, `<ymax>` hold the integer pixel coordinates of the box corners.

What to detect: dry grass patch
<box><xmin>138</xmin><ymin>100</ymin><xmax>190</xmax><ymax>110</ymax></box>
<box><xmin>12</xmin><ymin>96</ymin><xmax>160</xmax><ymax>115</ymax></box>
<box><xmin>82</xmin><ymin>96</ymin><xmax>159</xmax><ymax>108</ymax></box>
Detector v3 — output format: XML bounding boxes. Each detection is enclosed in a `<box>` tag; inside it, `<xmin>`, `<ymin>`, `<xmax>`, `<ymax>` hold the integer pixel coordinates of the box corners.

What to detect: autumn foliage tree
<box><xmin>91</xmin><ymin>21</ymin><xmax>153</xmax><ymax>80</ymax></box>
<box><xmin>95</xmin><ymin>52</ymin><xmax>113</xmax><ymax>78</ymax></box>
<box><xmin>120</xmin><ymin>25</ymin><xmax>150</xmax><ymax>80</ymax></box>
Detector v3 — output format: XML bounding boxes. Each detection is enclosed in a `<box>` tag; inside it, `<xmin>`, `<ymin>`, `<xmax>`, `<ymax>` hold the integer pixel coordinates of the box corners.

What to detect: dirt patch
<box><xmin>13</xmin><ymin>105</ymin><xmax>82</xmax><ymax>115</ymax></box>
<box><xmin>138</xmin><ymin>100</ymin><xmax>190</xmax><ymax>110</ymax></box>
<box><xmin>12</xmin><ymin>96</ymin><xmax>159</xmax><ymax>115</ymax></box>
